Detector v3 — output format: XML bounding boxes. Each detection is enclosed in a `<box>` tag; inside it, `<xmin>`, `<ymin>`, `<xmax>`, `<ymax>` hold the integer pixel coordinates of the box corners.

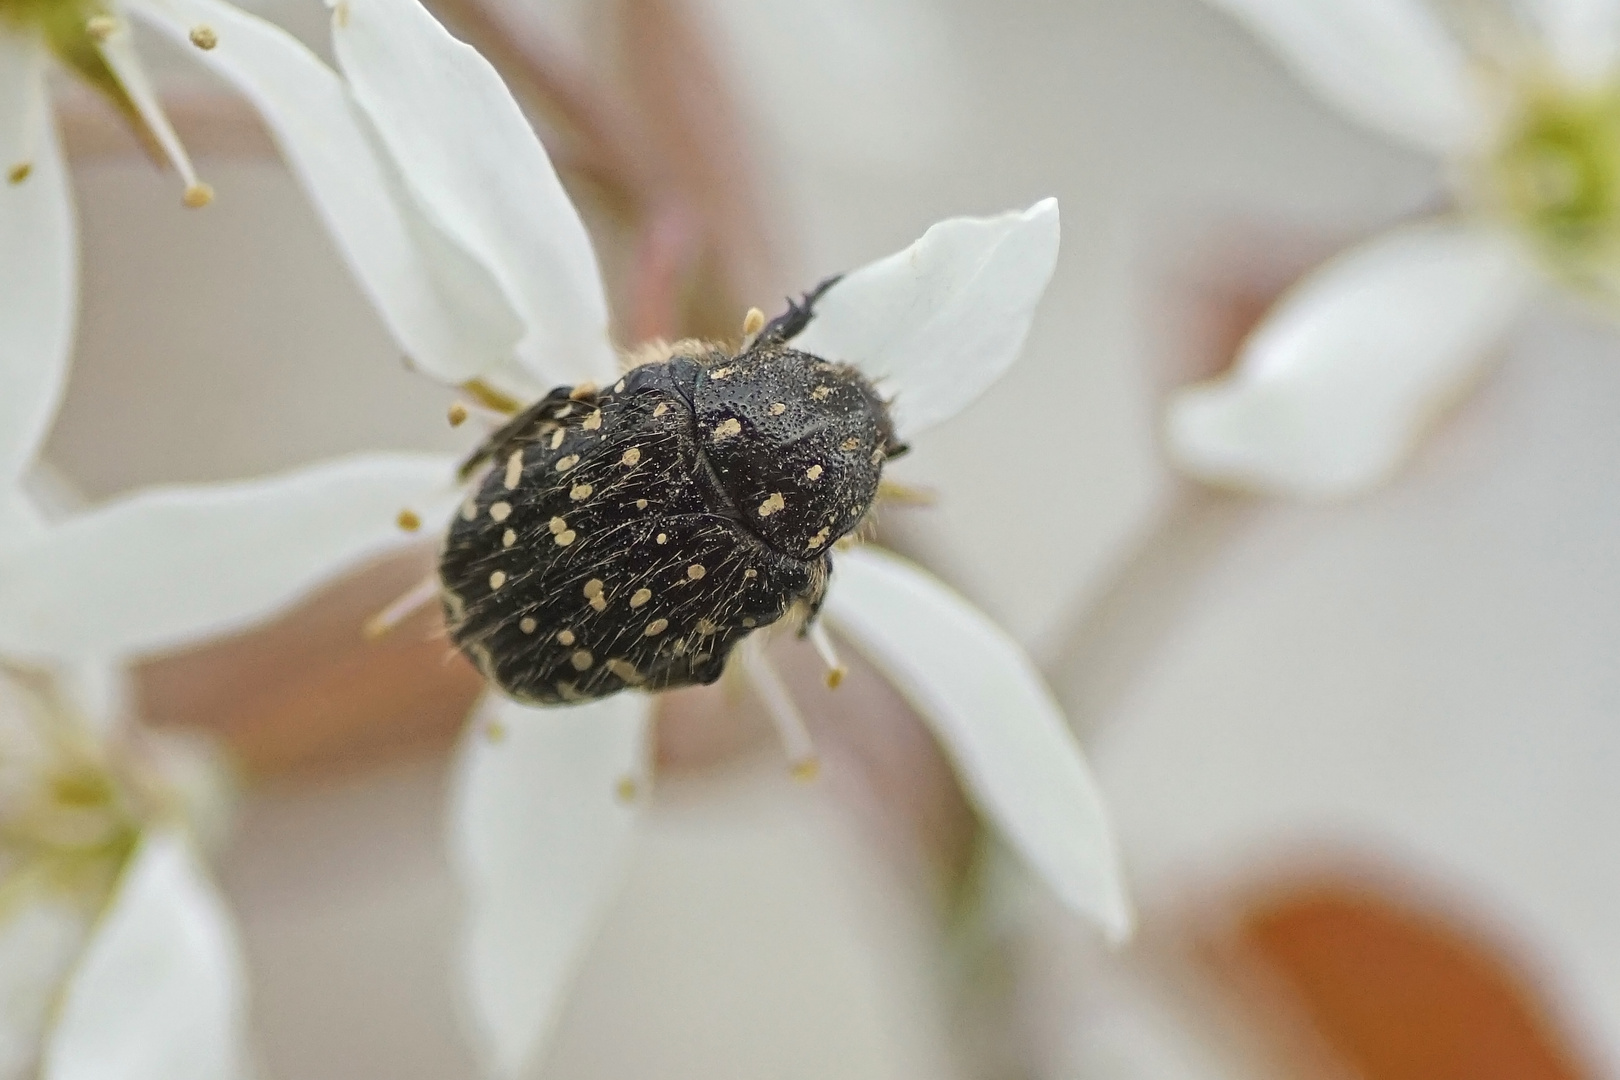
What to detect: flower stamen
<box><xmin>739</xmin><ymin>643</ymin><xmax>819</xmax><ymax>781</ymax></box>
<box><xmin>84</xmin><ymin>13</ymin><xmax>116</xmax><ymax>40</ymax></box>
<box><xmin>92</xmin><ymin>25</ymin><xmax>212</xmax><ymax>207</ymax></box>
<box><xmin>806</xmin><ymin>622</ymin><xmax>846</xmax><ymax>689</ymax></box>
<box><xmin>363</xmin><ymin>574</ymin><xmax>441</xmax><ymax>640</ymax></box>
<box><xmin>740</xmin><ymin>306</ymin><xmax>766</xmax><ymax>348</ymax></box>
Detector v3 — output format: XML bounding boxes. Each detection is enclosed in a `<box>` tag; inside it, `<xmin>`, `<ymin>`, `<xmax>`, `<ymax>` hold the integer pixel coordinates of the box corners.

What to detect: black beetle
<box><xmin>438</xmin><ymin>280</ymin><xmax>906</xmax><ymax>705</ymax></box>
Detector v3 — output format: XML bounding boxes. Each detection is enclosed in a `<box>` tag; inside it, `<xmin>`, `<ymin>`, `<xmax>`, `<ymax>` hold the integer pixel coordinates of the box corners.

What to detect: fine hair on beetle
<box><xmin>436</xmin><ymin>278</ymin><xmax>908</xmax><ymax>706</ymax></box>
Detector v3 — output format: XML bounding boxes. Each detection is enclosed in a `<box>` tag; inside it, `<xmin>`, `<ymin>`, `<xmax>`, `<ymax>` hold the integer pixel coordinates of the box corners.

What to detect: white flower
<box><xmin>1</xmin><ymin>0</ymin><xmax>1131</xmax><ymax>1071</ymax></box>
<box><xmin>1164</xmin><ymin>0</ymin><xmax>1620</xmax><ymax>497</ymax></box>
<box><xmin>326</xmin><ymin>1</ymin><xmax>1128</xmax><ymax>1073</ymax></box>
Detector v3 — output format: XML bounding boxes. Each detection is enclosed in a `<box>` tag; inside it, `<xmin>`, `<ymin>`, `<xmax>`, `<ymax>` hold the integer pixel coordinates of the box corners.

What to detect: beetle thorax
<box><xmin>694</xmin><ymin>343</ymin><xmax>897</xmax><ymax>560</ymax></box>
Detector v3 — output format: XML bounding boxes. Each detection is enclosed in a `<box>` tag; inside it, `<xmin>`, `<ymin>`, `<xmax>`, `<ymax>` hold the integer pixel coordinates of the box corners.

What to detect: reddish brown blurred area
<box><xmin>1198</xmin><ymin>872</ymin><xmax>1597</xmax><ymax>1080</ymax></box>
<box><xmin>135</xmin><ymin>549</ymin><xmax>486</xmax><ymax>777</ymax></box>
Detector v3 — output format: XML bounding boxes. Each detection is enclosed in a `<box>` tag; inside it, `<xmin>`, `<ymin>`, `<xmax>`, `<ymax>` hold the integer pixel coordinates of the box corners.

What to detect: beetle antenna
<box><xmin>756</xmin><ymin>274</ymin><xmax>843</xmax><ymax>345</ymax></box>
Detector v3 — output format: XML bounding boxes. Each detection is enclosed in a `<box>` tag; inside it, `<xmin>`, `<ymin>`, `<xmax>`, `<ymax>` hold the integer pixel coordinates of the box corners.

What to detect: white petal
<box><xmin>821</xmin><ymin>546</ymin><xmax>1132</xmax><ymax>940</ymax></box>
<box><xmin>0</xmin><ymin>38</ymin><xmax>75</xmax><ymax>489</ymax></box>
<box><xmin>449</xmin><ymin>694</ymin><xmax>650</xmax><ymax>1079</ymax></box>
<box><xmin>42</xmin><ymin>830</ymin><xmax>247</xmax><ymax>1080</ymax></box>
<box><xmin>1166</xmin><ymin>221</ymin><xmax>1539</xmax><ymax>498</ymax></box>
<box><xmin>0</xmin><ymin>493</ymin><xmax>44</xmax><ymax>548</ymax></box>
<box><xmin>1202</xmin><ymin>0</ymin><xmax>1479</xmax><ymax>152</ymax></box>
<box><xmin>0</xmin><ymin>898</ymin><xmax>92</xmax><ymax>1080</ymax></box>
<box><xmin>0</xmin><ymin>452</ymin><xmax>456</xmax><ymax>660</ymax></box>
<box><xmin>129</xmin><ymin>0</ymin><xmax>526</xmax><ymax>385</ymax></box>
<box><xmin>791</xmin><ymin>200</ymin><xmax>1061</xmax><ymax>441</ymax></box>
<box><xmin>332</xmin><ymin>0</ymin><xmax>617</xmax><ymax>388</ymax></box>
<box><xmin>1523</xmin><ymin>0</ymin><xmax>1620</xmax><ymax>84</ymax></box>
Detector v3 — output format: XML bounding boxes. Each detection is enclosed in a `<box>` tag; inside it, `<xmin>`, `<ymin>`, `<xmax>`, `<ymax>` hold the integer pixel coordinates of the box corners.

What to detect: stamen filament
<box><xmin>807</xmin><ymin>622</ymin><xmax>846</xmax><ymax>689</ymax></box>
<box><xmin>93</xmin><ymin>28</ymin><xmax>210</xmax><ymax>205</ymax></box>
<box><xmin>449</xmin><ymin>399</ymin><xmax>519</xmax><ymax>429</ymax></box>
<box><xmin>740</xmin><ymin>644</ymin><xmax>819</xmax><ymax>781</ymax></box>
<box><xmin>363</xmin><ymin>575</ymin><xmax>441</xmax><ymax>640</ymax></box>
<box><xmin>460</xmin><ymin>379</ymin><xmax>523</xmax><ymax>416</ymax></box>
<box><xmin>4</xmin><ymin>45</ymin><xmax>47</xmax><ymax>185</ymax></box>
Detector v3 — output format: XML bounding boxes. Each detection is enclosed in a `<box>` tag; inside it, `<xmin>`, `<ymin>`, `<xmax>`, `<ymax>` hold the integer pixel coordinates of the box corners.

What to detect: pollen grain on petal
<box><xmin>188</xmin><ymin>24</ymin><xmax>217</xmax><ymax>49</ymax></box>
<box><xmin>615</xmin><ymin>775</ymin><xmax>639</xmax><ymax>803</ymax></box>
<box><xmin>7</xmin><ymin>162</ymin><xmax>31</xmax><ymax>185</ymax></box>
<box><xmin>447</xmin><ymin>402</ymin><xmax>469</xmax><ymax>427</ymax></box>
<box><xmin>396</xmin><ymin>508</ymin><xmax>421</xmax><ymax>531</ymax></box>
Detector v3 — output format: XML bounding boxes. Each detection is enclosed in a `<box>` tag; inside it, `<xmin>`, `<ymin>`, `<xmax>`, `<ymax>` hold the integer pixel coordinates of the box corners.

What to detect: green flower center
<box><xmin>0</xmin><ymin>673</ymin><xmax>143</xmax><ymax>915</ymax></box>
<box><xmin>1492</xmin><ymin>81</ymin><xmax>1620</xmax><ymax>292</ymax></box>
<box><xmin>0</xmin><ymin>0</ymin><xmax>123</xmax><ymax>113</ymax></box>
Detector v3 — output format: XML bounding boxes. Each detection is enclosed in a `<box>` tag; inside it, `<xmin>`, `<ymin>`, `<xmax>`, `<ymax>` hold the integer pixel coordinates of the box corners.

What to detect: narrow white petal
<box><xmin>42</xmin><ymin>831</ymin><xmax>247</xmax><ymax>1080</ymax></box>
<box><xmin>1524</xmin><ymin>0</ymin><xmax>1620</xmax><ymax>84</ymax></box>
<box><xmin>1204</xmin><ymin>0</ymin><xmax>1479</xmax><ymax>152</ymax></box>
<box><xmin>821</xmin><ymin>546</ymin><xmax>1132</xmax><ymax>940</ymax></box>
<box><xmin>332</xmin><ymin>0</ymin><xmax>617</xmax><ymax>388</ymax></box>
<box><xmin>449</xmin><ymin>695</ymin><xmax>650</xmax><ymax>1079</ymax></box>
<box><xmin>1166</xmin><ymin>221</ymin><xmax>1539</xmax><ymax>498</ymax></box>
<box><xmin>129</xmin><ymin>0</ymin><xmax>526</xmax><ymax>385</ymax></box>
<box><xmin>0</xmin><ymin>899</ymin><xmax>92</xmax><ymax>1080</ymax></box>
<box><xmin>0</xmin><ymin>39</ymin><xmax>75</xmax><ymax>489</ymax></box>
<box><xmin>792</xmin><ymin>200</ymin><xmax>1061</xmax><ymax>441</ymax></box>
<box><xmin>0</xmin><ymin>452</ymin><xmax>457</xmax><ymax>660</ymax></box>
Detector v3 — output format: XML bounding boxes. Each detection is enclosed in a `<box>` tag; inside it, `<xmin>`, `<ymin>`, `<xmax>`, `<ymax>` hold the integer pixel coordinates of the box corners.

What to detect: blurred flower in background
<box><xmin>0</xmin><ymin>291</ymin><xmax>249</xmax><ymax>1080</ymax></box>
<box><xmin>1168</xmin><ymin>0</ymin><xmax>1620</xmax><ymax>498</ymax></box>
<box><xmin>0</xmin><ymin>666</ymin><xmax>244</xmax><ymax>1080</ymax></box>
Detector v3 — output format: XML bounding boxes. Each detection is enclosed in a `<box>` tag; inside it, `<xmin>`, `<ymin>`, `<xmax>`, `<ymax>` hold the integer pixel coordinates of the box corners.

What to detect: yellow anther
<box><xmin>183</xmin><ymin>183</ymin><xmax>214</xmax><ymax>208</ymax></box>
<box><xmin>189</xmin><ymin>25</ymin><xmax>217</xmax><ymax>48</ymax></box>
<box><xmin>824</xmin><ymin>667</ymin><xmax>846</xmax><ymax>690</ymax></box>
<box><xmin>7</xmin><ymin>162</ymin><xmax>31</xmax><ymax>185</ymax></box>
<box><xmin>447</xmin><ymin>402</ymin><xmax>469</xmax><ymax>427</ymax></box>
<box><xmin>790</xmin><ymin>757</ymin><xmax>821</xmax><ymax>783</ymax></box>
<box><xmin>615</xmin><ymin>775</ymin><xmax>639</xmax><ymax>803</ymax></box>
<box><xmin>396</xmin><ymin>509</ymin><xmax>421</xmax><ymax>532</ymax></box>
<box><xmin>742</xmin><ymin>308</ymin><xmax>766</xmax><ymax>336</ymax></box>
